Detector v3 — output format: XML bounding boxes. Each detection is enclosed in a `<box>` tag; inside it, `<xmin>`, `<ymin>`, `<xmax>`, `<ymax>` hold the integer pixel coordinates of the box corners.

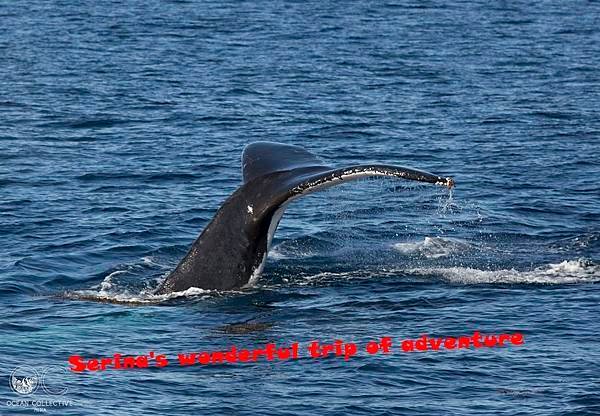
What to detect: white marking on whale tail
<box><xmin>244</xmin><ymin>201</ymin><xmax>289</xmax><ymax>288</ymax></box>
<box><xmin>245</xmin><ymin>253</ymin><xmax>266</xmax><ymax>288</ymax></box>
<box><xmin>247</xmin><ymin>204</ymin><xmax>254</xmax><ymax>214</ymax></box>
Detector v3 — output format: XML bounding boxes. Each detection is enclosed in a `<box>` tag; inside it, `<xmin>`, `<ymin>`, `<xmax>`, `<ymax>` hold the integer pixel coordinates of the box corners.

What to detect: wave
<box><xmin>65</xmin><ymin>286</ymin><xmax>213</xmax><ymax>305</ymax></box>
<box><xmin>549</xmin><ymin>232</ymin><xmax>599</xmax><ymax>252</ymax></box>
<box><xmin>407</xmin><ymin>258</ymin><xmax>600</xmax><ymax>284</ymax></box>
<box><xmin>270</xmin><ymin>234</ymin><xmax>343</xmax><ymax>260</ymax></box>
<box><xmin>273</xmin><ymin>258</ymin><xmax>599</xmax><ymax>287</ymax></box>
<box><xmin>66</xmin><ymin>268</ymin><xmax>215</xmax><ymax>304</ymax></box>
<box><xmin>65</xmin><ymin>250</ymin><xmax>598</xmax><ymax>304</ymax></box>
<box><xmin>271</xmin><ymin>234</ymin><xmax>476</xmax><ymax>261</ymax></box>
<box><xmin>62</xmin><ymin>256</ymin><xmax>216</xmax><ymax>304</ymax></box>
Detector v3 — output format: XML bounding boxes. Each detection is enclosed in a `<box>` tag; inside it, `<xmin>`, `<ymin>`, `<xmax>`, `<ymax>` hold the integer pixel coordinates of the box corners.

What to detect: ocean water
<box><xmin>1</xmin><ymin>0</ymin><xmax>599</xmax><ymax>415</ymax></box>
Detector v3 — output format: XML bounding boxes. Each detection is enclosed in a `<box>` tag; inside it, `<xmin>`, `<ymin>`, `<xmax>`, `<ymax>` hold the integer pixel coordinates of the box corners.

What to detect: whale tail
<box><xmin>155</xmin><ymin>142</ymin><xmax>453</xmax><ymax>294</ymax></box>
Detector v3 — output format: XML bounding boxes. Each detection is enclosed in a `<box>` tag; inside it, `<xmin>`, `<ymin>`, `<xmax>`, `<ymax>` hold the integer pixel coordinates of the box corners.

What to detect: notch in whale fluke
<box><xmin>155</xmin><ymin>142</ymin><xmax>454</xmax><ymax>294</ymax></box>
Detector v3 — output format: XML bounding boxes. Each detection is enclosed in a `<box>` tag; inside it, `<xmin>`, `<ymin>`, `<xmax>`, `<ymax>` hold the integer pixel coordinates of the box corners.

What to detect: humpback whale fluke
<box><xmin>155</xmin><ymin>142</ymin><xmax>454</xmax><ymax>294</ymax></box>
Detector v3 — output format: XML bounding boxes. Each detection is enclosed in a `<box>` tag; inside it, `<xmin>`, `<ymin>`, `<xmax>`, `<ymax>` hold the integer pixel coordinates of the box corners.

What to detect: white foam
<box><xmin>268</xmin><ymin>242</ymin><xmax>318</xmax><ymax>260</ymax></box>
<box><xmin>141</xmin><ymin>256</ymin><xmax>165</xmax><ymax>267</ymax></box>
<box><xmin>393</xmin><ymin>236</ymin><xmax>472</xmax><ymax>259</ymax></box>
<box><xmin>268</xmin><ymin>245</ymin><xmax>290</xmax><ymax>260</ymax></box>
<box><xmin>71</xmin><ymin>267</ymin><xmax>216</xmax><ymax>304</ymax></box>
<box><xmin>408</xmin><ymin>259</ymin><xmax>600</xmax><ymax>284</ymax></box>
<box><xmin>69</xmin><ymin>285</ymin><xmax>214</xmax><ymax>304</ymax></box>
<box><xmin>98</xmin><ymin>270</ymin><xmax>126</xmax><ymax>291</ymax></box>
<box><xmin>282</xmin><ymin>259</ymin><xmax>599</xmax><ymax>287</ymax></box>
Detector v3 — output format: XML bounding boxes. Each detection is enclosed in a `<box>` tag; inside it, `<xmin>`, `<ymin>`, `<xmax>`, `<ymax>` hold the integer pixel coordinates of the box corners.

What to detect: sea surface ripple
<box><xmin>1</xmin><ymin>1</ymin><xmax>599</xmax><ymax>415</ymax></box>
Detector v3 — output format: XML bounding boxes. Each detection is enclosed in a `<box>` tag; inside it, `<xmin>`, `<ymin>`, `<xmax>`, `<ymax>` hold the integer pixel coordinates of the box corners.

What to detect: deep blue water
<box><xmin>1</xmin><ymin>1</ymin><xmax>600</xmax><ymax>415</ymax></box>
